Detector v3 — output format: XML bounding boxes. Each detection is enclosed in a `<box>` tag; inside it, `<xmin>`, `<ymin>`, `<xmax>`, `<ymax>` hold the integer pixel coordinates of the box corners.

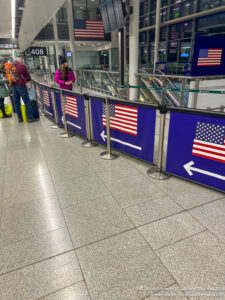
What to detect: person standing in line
<box><xmin>55</xmin><ymin>57</ymin><xmax>75</xmax><ymax>91</ymax></box>
<box><xmin>0</xmin><ymin>64</ymin><xmax>11</xmax><ymax>118</ymax></box>
<box><xmin>11</xmin><ymin>58</ymin><xmax>36</xmax><ymax>123</ymax></box>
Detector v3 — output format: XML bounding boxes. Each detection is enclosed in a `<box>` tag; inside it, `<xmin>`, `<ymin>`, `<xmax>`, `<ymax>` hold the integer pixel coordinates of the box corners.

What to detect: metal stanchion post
<box><xmin>82</xmin><ymin>95</ymin><xmax>98</xmax><ymax>148</ymax></box>
<box><xmin>100</xmin><ymin>98</ymin><xmax>119</xmax><ymax>160</ymax></box>
<box><xmin>39</xmin><ymin>86</ymin><xmax>45</xmax><ymax>116</ymax></box>
<box><xmin>50</xmin><ymin>90</ymin><xmax>59</xmax><ymax>129</ymax></box>
<box><xmin>59</xmin><ymin>90</ymin><xmax>73</xmax><ymax>138</ymax></box>
<box><xmin>147</xmin><ymin>106</ymin><xmax>170</xmax><ymax>180</ymax></box>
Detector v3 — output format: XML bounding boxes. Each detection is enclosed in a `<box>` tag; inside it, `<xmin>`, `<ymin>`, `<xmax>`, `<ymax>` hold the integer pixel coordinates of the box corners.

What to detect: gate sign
<box><xmin>41</xmin><ymin>86</ymin><xmax>54</xmax><ymax>120</ymax></box>
<box><xmin>91</xmin><ymin>98</ymin><xmax>156</xmax><ymax>163</ymax></box>
<box><xmin>30</xmin><ymin>47</ymin><xmax>47</xmax><ymax>56</ymax></box>
<box><xmin>166</xmin><ymin>111</ymin><xmax>225</xmax><ymax>192</ymax></box>
<box><xmin>62</xmin><ymin>92</ymin><xmax>87</xmax><ymax>138</ymax></box>
<box><xmin>53</xmin><ymin>90</ymin><xmax>64</xmax><ymax>127</ymax></box>
<box><xmin>191</xmin><ymin>36</ymin><xmax>225</xmax><ymax>76</ymax></box>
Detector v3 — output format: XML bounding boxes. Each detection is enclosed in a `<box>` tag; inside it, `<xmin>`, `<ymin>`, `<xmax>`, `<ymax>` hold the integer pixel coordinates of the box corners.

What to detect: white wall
<box><xmin>188</xmin><ymin>79</ymin><xmax>225</xmax><ymax>109</ymax></box>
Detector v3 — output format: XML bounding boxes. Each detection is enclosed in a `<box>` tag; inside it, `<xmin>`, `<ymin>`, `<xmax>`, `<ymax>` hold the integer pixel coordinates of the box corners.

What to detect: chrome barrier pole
<box><xmin>82</xmin><ymin>95</ymin><xmax>98</xmax><ymax>148</ymax></box>
<box><xmin>50</xmin><ymin>90</ymin><xmax>59</xmax><ymax>129</ymax></box>
<box><xmin>59</xmin><ymin>90</ymin><xmax>73</xmax><ymax>138</ymax></box>
<box><xmin>147</xmin><ymin>106</ymin><xmax>170</xmax><ymax>180</ymax></box>
<box><xmin>39</xmin><ymin>85</ymin><xmax>45</xmax><ymax>116</ymax></box>
<box><xmin>100</xmin><ymin>98</ymin><xmax>119</xmax><ymax>160</ymax></box>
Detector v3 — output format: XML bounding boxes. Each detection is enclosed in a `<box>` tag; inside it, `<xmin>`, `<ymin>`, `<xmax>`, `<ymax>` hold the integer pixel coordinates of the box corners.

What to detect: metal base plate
<box><xmin>50</xmin><ymin>125</ymin><xmax>58</xmax><ymax>129</ymax></box>
<box><xmin>60</xmin><ymin>132</ymin><xmax>73</xmax><ymax>138</ymax></box>
<box><xmin>100</xmin><ymin>151</ymin><xmax>119</xmax><ymax>160</ymax></box>
<box><xmin>82</xmin><ymin>141</ymin><xmax>99</xmax><ymax>148</ymax></box>
<box><xmin>147</xmin><ymin>166</ymin><xmax>170</xmax><ymax>180</ymax></box>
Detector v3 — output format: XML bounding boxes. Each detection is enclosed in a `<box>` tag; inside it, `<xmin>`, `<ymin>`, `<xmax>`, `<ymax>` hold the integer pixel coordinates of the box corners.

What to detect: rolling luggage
<box><xmin>31</xmin><ymin>100</ymin><xmax>39</xmax><ymax>120</ymax></box>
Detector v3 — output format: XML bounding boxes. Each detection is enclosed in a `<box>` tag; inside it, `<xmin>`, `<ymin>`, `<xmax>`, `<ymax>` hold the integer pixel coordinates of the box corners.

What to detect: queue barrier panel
<box><xmin>166</xmin><ymin>109</ymin><xmax>225</xmax><ymax>193</ymax></box>
<box><xmin>90</xmin><ymin>97</ymin><xmax>157</xmax><ymax>164</ymax></box>
<box><xmin>53</xmin><ymin>89</ymin><xmax>64</xmax><ymax>127</ymax></box>
<box><xmin>35</xmin><ymin>82</ymin><xmax>44</xmax><ymax>114</ymax></box>
<box><xmin>40</xmin><ymin>84</ymin><xmax>55</xmax><ymax>120</ymax></box>
<box><xmin>62</xmin><ymin>91</ymin><xmax>87</xmax><ymax>139</ymax></box>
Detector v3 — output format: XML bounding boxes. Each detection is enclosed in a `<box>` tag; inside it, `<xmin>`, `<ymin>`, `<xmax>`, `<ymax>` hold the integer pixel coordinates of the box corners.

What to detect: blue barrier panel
<box><xmin>166</xmin><ymin>109</ymin><xmax>225</xmax><ymax>193</ymax></box>
<box><xmin>41</xmin><ymin>85</ymin><xmax>55</xmax><ymax>120</ymax></box>
<box><xmin>90</xmin><ymin>97</ymin><xmax>157</xmax><ymax>163</ymax></box>
<box><xmin>53</xmin><ymin>89</ymin><xmax>64</xmax><ymax>127</ymax></box>
<box><xmin>35</xmin><ymin>82</ymin><xmax>43</xmax><ymax>108</ymax></box>
<box><xmin>62</xmin><ymin>92</ymin><xmax>87</xmax><ymax>138</ymax></box>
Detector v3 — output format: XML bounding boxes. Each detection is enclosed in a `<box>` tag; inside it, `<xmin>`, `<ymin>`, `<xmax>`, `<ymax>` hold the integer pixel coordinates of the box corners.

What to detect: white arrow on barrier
<box><xmin>67</xmin><ymin>121</ymin><xmax>81</xmax><ymax>130</ymax></box>
<box><xmin>184</xmin><ymin>161</ymin><xmax>225</xmax><ymax>181</ymax></box>
<box><xmin>101</xmin><ymin>131</ymin><xmax>142</xmax><ymax>151</ymax></box>
<box><xmin>44</xmin><ymin>109</ymin><xmax>53</xmax><ymax>117</ymax></box>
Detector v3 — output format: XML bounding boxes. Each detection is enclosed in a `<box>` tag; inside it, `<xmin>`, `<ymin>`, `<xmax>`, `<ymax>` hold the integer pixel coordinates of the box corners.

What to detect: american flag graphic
<box><xmin>192</xmin><ymin>122</ymin><xmax>225</xmax><ymax>163</ymax></box>
<box><xmin>102</xmin><ymin>103</ymin><xmax>138</xmax><ymax>136</ymax></box>
<box><xmin>65</xmin><ymin>95</ymin><xmax>78</xmax><ymax>118</ymax></box>
<box><xmin>74</xmin><ymin>19</ymin><xmax>104</xmax><ymax>39</ymax></box>
<box><xmin>197</xmin><ymin>49</ymin><xmax>223</xmax><ymax>66</ymax></box>
<box><xmin>43</xmin><ymin>90</ymin><xmax>50</xmax><ymax>107</ymax></box>
<box><xmin>36</xmin><ymin>86</ymin><xmax>41</xmax><ymax>99</ymax></box>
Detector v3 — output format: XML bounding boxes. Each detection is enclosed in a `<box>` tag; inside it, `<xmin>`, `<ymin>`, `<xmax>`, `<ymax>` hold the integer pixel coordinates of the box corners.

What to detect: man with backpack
<box><xmin>5</xmin><ymin>58</ymin><xmax>36</xmax><ymax>123</ymax></box>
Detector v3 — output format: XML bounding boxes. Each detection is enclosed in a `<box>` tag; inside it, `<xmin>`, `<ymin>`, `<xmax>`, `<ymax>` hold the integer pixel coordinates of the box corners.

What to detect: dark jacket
<box><xmin>12</xmin><ymin>62</ymin><xmax>31</xmax><ymax>86</ymax></box>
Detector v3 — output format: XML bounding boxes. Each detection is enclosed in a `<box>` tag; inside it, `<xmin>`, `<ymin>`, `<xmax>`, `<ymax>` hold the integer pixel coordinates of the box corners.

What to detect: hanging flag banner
<box><xmin>53</xmin><ymin>89</ymin><xmax>64</xmax><ymax>127</ymax></box>
<box><xmin>90</xmin><ymin>98</ymin><xmax>156</xmax><ymax>163</ymax></box>
<box><xmin>166</xmin><ymin>110</ymin><xmax>225</xmax><ymax>192</ymax></box>
<box><xmin>62</xmin><ymin>92</ymin><xmax>87</xmax><ymax>138</ymax></box>
<box><xmin>41</xmin><ymin>85</ymin><xmax>54</xmax><ymax>120</ymax></box>
<box><xmin>191</xmin><ymin>36</ymin><xmax>225</xmax><ymax>76</ymax></box>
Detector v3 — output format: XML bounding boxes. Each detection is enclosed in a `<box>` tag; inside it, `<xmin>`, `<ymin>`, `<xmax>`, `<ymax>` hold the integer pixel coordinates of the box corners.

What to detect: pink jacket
<box><xmin>55</xmin><ymin>69</ymin><xmax>75</xmax><ymax>90</ymax></box>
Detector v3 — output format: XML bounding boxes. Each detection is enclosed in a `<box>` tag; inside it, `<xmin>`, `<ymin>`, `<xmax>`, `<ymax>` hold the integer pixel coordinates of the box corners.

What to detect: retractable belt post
<box><xmin>100</xmin><ymin>98</ymin><xmax>119</xmax><ymax>160</ymax></box>
<box><xmin>147</xmin><ymin>105</ymin><xmax>170</xmax><ymax>180</ymax></box>
<box><xmin>82</xmin><ymin>94</ymin><xmax>98</xmax><ymax>148</ymax></box>
<box><xmin>50</xmin><ymin>89</ymin><xmax>59</xmax><ymax>129</ymax></box>
<box><xmin>59</xmin><ymin>90</ymin><xmax>73</xmax><ymax>138</ymax></box>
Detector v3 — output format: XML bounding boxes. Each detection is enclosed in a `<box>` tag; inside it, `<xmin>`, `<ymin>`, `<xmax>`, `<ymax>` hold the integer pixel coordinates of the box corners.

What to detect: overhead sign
<box><xmin>90</xmin><ymin>98</ymin><xmax>156</xmax><ymax>163</ymax></box>
<box><xmin>30</xmin><ymin>47</ymin><xmax>47</xmax><ymax>56</ymax></box>
<box><xmin>191</xmin><ymin>36</ymin><xmax>225</xmax><ymax>76</ymax></box>
<box><xmin>166</xmin><ymin>110</ymin><xmax>225</xmax><ymax>193</ymax></box>
<box><xmin>0</xmin><ymin>38</ymin><xmax>18</xmax><ymax>50</ymax></box>
<box><xmin>62</xmin><ymin>92</ymin><xmax>87</xmax><ymax>138</ymax></box>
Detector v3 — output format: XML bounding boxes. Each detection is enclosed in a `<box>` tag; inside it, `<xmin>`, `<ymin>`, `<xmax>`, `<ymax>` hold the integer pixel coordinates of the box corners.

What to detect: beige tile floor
<box><xmin>0</xmin><ymin>116</ymin><xmax>224</xmax><ymax>300</ymax></box>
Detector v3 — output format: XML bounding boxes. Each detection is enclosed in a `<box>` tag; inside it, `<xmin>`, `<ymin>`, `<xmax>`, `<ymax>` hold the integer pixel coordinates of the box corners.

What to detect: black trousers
<box><xmin>0</xmin><ymin>98</ymin><xmax>6</xmax><ymax>116</ymax></box>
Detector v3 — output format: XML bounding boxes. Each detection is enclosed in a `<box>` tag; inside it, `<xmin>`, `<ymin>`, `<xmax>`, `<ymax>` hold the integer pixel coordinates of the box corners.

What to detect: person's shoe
<box><xmin>3</xmin><ymin>114</ymin><xmax>12</xmax><ymax>118</ymax></box>
<box><xmin>18</xmin><ymin>119</ymin><xmax>23</xmax><ymax>123</ymax></box>
<box><xmin>28</xmin><ymin>118</ymin><xmax>35</xmax><ymax>123</ymax></box>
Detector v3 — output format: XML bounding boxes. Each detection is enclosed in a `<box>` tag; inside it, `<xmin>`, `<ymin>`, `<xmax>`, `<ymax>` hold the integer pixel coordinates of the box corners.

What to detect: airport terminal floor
<box><xmin>0</xmin><ymin>115</ymin><xmax>225</xmax><ymax>300</ymax></box>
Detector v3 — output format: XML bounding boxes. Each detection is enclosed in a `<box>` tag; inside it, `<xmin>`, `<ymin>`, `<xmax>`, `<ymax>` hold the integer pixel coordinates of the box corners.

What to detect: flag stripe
<box><xmin>74</xmin><ymin>19</ymin><xmax>104</xmax><ymax>39</ymax></box>
<box><xmin>103</xmin><ymin>118</ymin><xmax>137</xmax><ymax>130</ymax></box>
<box><xmin>192</xmin><ymin>153</ymin><xmax>225</xmax><ymax>164</ymax></box>
<box><xmin>192</xmin><ymin>122</ymin><xmax>225</xmax><ymax>163</ymax></box>
<box><xmin>193</xmin><ymin>145</ymin><xmax>225</xmax><ymax>155</ymax></box>
<box><xmin>192</xmin><ymin>149</ymin><xmax>225</xmax><ymax>162</ymax></box>
<box><xmin>65</xmin><ymin>95</ymin><xmax>78</xmax><ymax>119</ymax></box>
<box><xmin>194</xmin><ymin>140</ymin><xmax>225</xmax><ymax>149</ymax></box>
<box><xmin>102</xmin><ymin>104</ymin><xmax>138</xmax><ymax>136</ymax></box>
<box><xmin>43</xmin><ymin>90</ymin><xmax>51</xmax><ymax>107</ymax></box>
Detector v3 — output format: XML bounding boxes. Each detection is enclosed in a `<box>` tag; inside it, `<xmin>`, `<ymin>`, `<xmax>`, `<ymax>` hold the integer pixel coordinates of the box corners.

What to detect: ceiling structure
<box><xmin>0</xmin><ymin>0</ymin><xmax>12</xmax><ymax>39</ymax></box>
<box><xmin>19</xmin><ymin>0</ymin><xmax>66</xmax><ymax>52</ymax></box>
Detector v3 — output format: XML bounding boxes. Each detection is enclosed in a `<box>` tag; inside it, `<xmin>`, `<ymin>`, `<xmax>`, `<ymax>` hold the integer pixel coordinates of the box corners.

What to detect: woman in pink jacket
<box><xmin>55</xmin><ymin>58</ymin><xmax>75</xmax><ymax>91</ymax></box>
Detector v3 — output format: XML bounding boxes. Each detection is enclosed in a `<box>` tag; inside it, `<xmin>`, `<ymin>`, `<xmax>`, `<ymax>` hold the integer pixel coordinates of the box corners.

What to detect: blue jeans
<box><xmin>13</xmin><ymin>85</ymin><xmax>34</xmax><ymax>120</ymax></box>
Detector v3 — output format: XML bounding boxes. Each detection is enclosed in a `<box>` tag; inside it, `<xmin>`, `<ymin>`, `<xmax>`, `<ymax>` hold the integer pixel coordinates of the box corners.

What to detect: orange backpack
<box><xmin>4</xmin><ymin>62</ymin><xmax>20</xmax><ymax>85</ymax></box>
